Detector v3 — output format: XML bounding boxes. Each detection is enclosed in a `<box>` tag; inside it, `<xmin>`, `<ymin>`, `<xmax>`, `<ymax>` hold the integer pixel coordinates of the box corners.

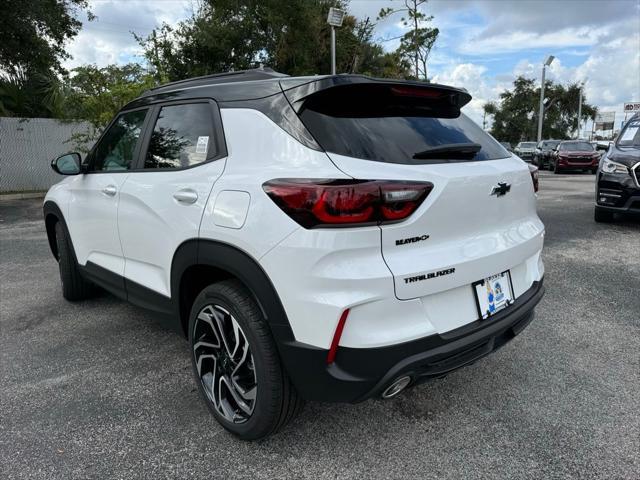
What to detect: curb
<box><xmin>0</xmin><ymin>192</ymin><xmax>46</xmax><ymax>201</ymax></box>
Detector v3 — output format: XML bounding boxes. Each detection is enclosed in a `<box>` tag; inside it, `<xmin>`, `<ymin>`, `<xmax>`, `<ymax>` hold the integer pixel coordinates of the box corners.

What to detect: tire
<box><xmin>594</xmin><ymin>209</ymin><xmax>614</xmax><ymax>223</ymax></box>
<box><xmin>591</xmin><ymin>168</ymin><xmax>597</xmax><ymax>174</ymax></box>
<box><xmin>553</xmin><ymin>161</ymin><xmax>561</xmax><ymax>174</ymax></box>
<box><xmin>55</xmin><ymin>222</ymin><xmax>95</xmax><ymax>301</ymax></box>
<box><xmin>188</xmin><ymin>280</ymin><xmax>304</xmax><ymax>440</ymax></box>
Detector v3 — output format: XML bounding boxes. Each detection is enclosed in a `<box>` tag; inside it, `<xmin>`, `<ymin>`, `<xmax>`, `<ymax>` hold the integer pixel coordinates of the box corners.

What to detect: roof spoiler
<box><xmin>280</xmin><ymin>75</ymin><xmax>472</xmax><ymax>118</ymax></box>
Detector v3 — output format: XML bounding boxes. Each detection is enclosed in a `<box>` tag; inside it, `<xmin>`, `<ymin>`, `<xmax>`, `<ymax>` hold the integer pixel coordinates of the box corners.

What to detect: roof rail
<box><xmin>146</xmin><ymin>67</ymin><xmax>288</xmax><ymax>94</ymax></box>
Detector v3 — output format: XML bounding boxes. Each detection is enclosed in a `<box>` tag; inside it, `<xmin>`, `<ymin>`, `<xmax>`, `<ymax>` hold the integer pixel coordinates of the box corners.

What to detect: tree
<box><xmin>0</xmin><ymin>0</ymin><xmax>93</xmax><ymax>117</ymax></box>
<box><xmin>137</xmin><ymin>0</ymin><xmax>411</xmax><ymax>81</ymax></box>
<box><xmin>61</xmin><ymin>64</ymin><xmax>155</xmax><ymax>149</ymax></box>
<box><xmin>378</xmin><ymin>0</ymin><xmax>439</xmax><ymax>81</ymax></box>
<box><xmin>484</xmin><ymin>76</ymin><xmax>597</xmax><ymax>144</ymax></box>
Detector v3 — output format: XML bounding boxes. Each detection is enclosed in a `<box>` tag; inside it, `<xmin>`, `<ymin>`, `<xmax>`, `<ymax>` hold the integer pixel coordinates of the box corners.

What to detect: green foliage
<box><xmin>0</xmin><ymin>71</ymin><xmax>68</xmax><ymax>118</ymax></box>
<box><xmin>137</xmin><ymin>0</ymin><xmax>411</xmax><ymax>81</ymax></box>
<box><xmin>378</xmin><ymin>0</ymin><xmax>439</xmax><ymax>80</ymax></box>
<box><xmin>0</xmin><ymin>0</ymin><xmax>92</xmax><ymax>118</ymax></box>
<box><xmin>485</xmin><ymin>76</ymin><xmax>597</xmax><ymax>144</ymax></box>
<box><xmin>60</xmin><ymin>64</ymin><xmax>156</xmax><ymax>149</ymax></box>
<box><xmin>0</xmin><ymin>0</ymin><xmax>92</xmax><ymax>77</ymax></box>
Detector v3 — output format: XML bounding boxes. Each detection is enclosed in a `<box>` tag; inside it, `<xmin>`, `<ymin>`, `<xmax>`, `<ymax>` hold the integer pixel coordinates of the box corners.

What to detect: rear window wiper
<box><xmin>412</xmin><ymin>143</ymin><xmax>482</xmax><ymax>160</ymax></box>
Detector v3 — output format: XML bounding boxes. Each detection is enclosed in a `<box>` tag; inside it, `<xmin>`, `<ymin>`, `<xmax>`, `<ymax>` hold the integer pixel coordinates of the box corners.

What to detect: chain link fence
<box><xmin>1</xmin><ymin>117</ymin><xmax>91</xmax><ymax>193</ymax></box>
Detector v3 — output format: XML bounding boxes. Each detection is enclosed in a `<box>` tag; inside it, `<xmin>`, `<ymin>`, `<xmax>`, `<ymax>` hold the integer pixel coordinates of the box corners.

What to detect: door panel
<box><xmin>67</xmin><ymin>173</ymin><xmax>128</xmax><ymax>273</ymax></box>
<box><xmin>117</xmin><ymin>101</ymin><xmax>226</xmax><ymax>297</ymax></box>
<box><xmin>66</xmin><ymin>109</ymin><xmax>148</xmax><ymax>276</ymax></box>
<box><xmin>118</xmin><ymin>163</ymin><xmax>225</xmax><ymax>296</ymax></box>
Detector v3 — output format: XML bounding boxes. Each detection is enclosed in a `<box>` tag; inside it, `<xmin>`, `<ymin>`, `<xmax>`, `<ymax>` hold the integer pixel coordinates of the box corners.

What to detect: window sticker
<box><xmin>196</xmin><ymin>136</ymin><xmax>209</xmax><ymax>154</ymax></box>
<box><xmin>620</xmin><ymin>125</ymin><xmax>638</xmax><ymax>142</ymax></box>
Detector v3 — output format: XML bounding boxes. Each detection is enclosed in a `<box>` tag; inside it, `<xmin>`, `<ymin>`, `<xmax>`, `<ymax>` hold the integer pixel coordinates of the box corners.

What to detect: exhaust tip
<box><xmin>381</xmin><ymin>376</ymin><xmax>411</xmax><ymax>399</ymax></box>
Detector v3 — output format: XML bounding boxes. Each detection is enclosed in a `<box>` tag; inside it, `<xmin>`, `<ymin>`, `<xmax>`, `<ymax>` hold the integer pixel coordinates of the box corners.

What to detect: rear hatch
<box><xmin>284</xmin><ymin>77</ymin><xmax>543</xmax><ymax>301</ymax></box>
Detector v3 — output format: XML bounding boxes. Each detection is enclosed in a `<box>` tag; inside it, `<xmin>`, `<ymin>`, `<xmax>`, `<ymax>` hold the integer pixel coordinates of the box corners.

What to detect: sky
<box><xmin>64</xmin><ymin>0</ymin><xmax>640</xmax><ymax>133</ymax></box>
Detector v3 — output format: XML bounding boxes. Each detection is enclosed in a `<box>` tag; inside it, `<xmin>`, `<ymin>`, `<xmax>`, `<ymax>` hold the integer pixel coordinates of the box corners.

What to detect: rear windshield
<box><xmin>298</xmin><ymin>86</ymin><xmax>510</xmax><ymax>164</ymax></box>
<box><xmin>559</xmin><ymin>142</ymin><xmax>593</xmax><ymax>151</ymax></box>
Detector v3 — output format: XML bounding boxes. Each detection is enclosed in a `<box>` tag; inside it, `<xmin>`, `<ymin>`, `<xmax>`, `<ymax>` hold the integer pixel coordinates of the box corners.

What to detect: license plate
<box><xmin>473</xmin><ymin>271</ymin><xmax>514</xmax><ymax>319</ymax></box>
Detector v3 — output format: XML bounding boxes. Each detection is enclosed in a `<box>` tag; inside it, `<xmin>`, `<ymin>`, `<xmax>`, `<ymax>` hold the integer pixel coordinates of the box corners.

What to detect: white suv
<box><xmin>44</xmin><ymin>69</ymin><xmax>545</xmax><ymax>440</ymax></box>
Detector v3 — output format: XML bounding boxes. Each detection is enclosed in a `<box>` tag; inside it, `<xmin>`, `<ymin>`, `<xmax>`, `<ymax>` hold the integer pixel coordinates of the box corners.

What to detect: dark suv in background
<box><xmin>533</xmin><ymin>140</ymin><xmax>560</xmax><ymax>170</ymax></box>
<box><xmin>594</xmin><ymin>114</ymin><xmax>640</xmax><ymax>222</ymax></box>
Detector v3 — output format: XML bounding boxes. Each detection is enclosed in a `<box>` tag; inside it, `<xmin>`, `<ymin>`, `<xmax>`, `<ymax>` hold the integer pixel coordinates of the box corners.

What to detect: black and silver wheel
<box><xmin>55</xmin><ymin>222</ymin><xmax>94</xmax><ymax>301</ymax></box>
<box><xmin>188</xmin><ymin>280</ymin><xmax>304</xmax><ymax>440</ymax></box>
<box><xmin>192</xmin><ymin>303</ymin><xmax>257</xmax><ymax>423</ymax></box>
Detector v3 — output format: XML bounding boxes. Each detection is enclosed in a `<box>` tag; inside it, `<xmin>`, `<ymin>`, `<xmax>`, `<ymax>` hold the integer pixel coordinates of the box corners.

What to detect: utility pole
<box><xmin>331</xmin><ymin>26</ymin><xmax>336</xmax><ymax>75</ymax></box>
<box><xmin>576</xmin><ymin>85</ymin><xmax>583</xmax><ymax>139</ymax></box>
<box><xmin>537</xmin><ymin>55</ymin><xmax>555</xmax><ymax>142</ymax></box>
<box><xmin>327</xmin><ymin>8</ymin><xmax>345</xmax><ymax>75</ymax></box>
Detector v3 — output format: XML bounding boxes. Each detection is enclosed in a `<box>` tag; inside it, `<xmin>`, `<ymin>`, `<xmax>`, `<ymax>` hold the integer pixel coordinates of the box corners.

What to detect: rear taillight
<box><xmin>263</xmin><ymin>179</ymin><xmax>433</xmax><ymax>228</ymax></box>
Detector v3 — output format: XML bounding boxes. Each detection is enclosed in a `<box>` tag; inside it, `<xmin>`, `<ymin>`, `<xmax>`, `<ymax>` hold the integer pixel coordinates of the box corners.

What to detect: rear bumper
<box><xmin>278</xmin><ymin>278</ymin><xmax>545</xmax><ymax>402</ymax></box>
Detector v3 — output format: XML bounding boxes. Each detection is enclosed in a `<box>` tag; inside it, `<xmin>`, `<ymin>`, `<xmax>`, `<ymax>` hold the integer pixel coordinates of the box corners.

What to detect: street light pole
<box><xmin>576</xmin><ymin>83</ymin><xmax>584</xmax><ymax>139</ymax></box>
<box><xmin>537</xmin><ymin>55</ymin><xmax>555</xmax><ymax>142</ymax></box>
<box><xmin>331</xmin><ymin>26</ymin><xmax>336</xmax><ymax>75</ymax></box>
<box><xmin>327</xmin><ymin>8</ymin><xmax>345</xmax><ymax>76</ymax></box>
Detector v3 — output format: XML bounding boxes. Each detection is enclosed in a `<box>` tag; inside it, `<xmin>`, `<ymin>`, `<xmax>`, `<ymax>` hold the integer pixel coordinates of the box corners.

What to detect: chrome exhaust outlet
<box><xmin>381</xmin><ymin>376</ymin><xmax>411</xmax><ymax>399</ymax></box>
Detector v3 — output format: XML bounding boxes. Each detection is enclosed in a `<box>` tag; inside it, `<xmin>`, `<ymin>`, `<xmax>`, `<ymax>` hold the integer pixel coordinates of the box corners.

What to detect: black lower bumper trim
<box><xmin>278</xmin><ymin>279</ymin><xmax>545</xmax><ymax>403</ymax></box>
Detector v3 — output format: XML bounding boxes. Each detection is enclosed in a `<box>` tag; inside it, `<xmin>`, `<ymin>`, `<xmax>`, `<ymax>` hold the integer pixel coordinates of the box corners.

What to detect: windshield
<box><xmin>519</xmin><ymin>142</ymin><xmax>536</xmax><ymax>148</ymax></box>
<box><xmin>542</xmin><ymin>141</ymin><xmax>560</xmax><ymax>149</ymax></box>
<box><xmin>559</xmin><ymin>142</ymin><xmax>593</xmax><ymax>152</ymax></box>
<box><xmin>617</xmin><ymin>118</ymin><xmax>640</xmax><ymax>147</ymax></box>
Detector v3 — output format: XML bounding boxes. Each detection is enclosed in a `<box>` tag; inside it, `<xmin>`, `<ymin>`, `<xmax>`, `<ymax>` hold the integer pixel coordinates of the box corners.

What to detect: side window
<box><xmin>144</xmin><ymin>103</ymin><xmax>216</xmax><ymax>169</ymax></box>
<box><xmin>92</xmin><ymin>110</ymin><xmax>147</xmax><ymax>172</ymax></box>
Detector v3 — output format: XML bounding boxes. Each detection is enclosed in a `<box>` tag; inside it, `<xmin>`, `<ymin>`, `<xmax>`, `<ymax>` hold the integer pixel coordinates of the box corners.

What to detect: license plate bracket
<box><xmin>472</xmin><ymin>270</ymin><xmax>515</xmax><ymax>320</ymax></box>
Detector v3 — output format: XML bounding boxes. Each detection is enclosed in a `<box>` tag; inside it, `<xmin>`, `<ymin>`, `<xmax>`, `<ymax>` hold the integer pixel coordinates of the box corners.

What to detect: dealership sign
<box><xmin>624</xmin><ymin>102</ymin><xmax>640</xmax><ymax>113</ymax></box>
<box><xmin>594</xmin><ymin>111</ymin><xmax>615</xmax><ymax>131</ymax></box>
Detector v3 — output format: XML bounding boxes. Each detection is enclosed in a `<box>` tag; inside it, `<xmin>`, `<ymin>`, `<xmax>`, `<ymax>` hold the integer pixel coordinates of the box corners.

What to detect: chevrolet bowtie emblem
<box><xmin>490</xmin><ymin>182</ymin><xmax>511</xmax><ymax>197</ymax></box>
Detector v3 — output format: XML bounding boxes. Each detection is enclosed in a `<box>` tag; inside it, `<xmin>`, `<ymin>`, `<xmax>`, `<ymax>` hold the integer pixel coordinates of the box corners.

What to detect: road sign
<box><xmin>623</xmin><ymin>102</ymin><xmax>640</xmax><ymax>113</ymax></box>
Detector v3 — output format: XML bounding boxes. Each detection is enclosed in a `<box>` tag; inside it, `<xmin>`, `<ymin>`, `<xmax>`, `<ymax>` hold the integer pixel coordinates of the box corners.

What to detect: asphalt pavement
<box><xmin>1</xmin><ymin>171</ymin><xmax>639</xmax><ymax>479</ymax></box>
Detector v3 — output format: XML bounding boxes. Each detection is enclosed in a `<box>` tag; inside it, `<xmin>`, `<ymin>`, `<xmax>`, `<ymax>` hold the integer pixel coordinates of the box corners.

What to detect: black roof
<box><xmin>123</xmin><ymin>68</ymin><xmax>472</xmax><ymax>111</ymax></box>
<box><xmin>142</xmin><ymin>67</ymin><xmax>289</xmax><ymax>96</ymax></box>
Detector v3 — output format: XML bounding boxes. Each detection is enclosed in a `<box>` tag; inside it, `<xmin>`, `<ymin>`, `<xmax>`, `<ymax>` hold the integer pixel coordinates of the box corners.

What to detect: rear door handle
<box><xmin>102</xmin><ymin>185</ymin><xmax>117</xmax><ymax>197</ymax></box>
<box><xmin>173</xmin><ymin>189</ymin><xmax>198</xmax><ymax>204</ymax></box>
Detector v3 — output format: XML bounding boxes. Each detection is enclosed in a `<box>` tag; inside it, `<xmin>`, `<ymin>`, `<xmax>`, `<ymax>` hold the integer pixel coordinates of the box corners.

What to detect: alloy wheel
<box><xmin>192</xmin><ymin>304</ymin><xmax>257</xmax><ymax>423</ymax></box>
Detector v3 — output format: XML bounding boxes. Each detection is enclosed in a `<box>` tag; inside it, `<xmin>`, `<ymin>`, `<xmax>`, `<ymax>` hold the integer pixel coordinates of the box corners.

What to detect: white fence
<box><xmin>0</xmin><ymin>117</ymin><xmax>91</xmax><ymax>193</ymax></box>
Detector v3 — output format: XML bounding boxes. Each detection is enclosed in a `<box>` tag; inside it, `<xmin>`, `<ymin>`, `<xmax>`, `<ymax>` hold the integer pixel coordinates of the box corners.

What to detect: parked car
<box><xmin>594</xmin><ymin>113</ymin><xmax>640</xmax><ymax>222</ymax></box>
<box><xmin>533</xmin><ymin>140</ymin><xmax>560</xmax><ymax>169</ymax></box>
<box><xmin>514</xmin><ymin>141</ymin><xmax>537</xmax><ymax>161</ymax></box>
<box><xmin>500</xmin><ymin>141</ymin><xmax>513</xmax><ymax>152</ymax></box>
<box><xmin>44</xmin><ymin>69</ymin><xmax>545</xmax><ymax>440</ymax></box>
<box><xmin>550</xmin><ymin>140</ymin><xmax>600</xmax><ymax>174</ymax></box>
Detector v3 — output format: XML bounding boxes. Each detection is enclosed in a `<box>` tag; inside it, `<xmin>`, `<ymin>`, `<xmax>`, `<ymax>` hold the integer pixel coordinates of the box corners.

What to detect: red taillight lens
<box><xmin>263</xmin><ymin>179</ymin><xmax>433</xmax><ymax>228</ymax></box>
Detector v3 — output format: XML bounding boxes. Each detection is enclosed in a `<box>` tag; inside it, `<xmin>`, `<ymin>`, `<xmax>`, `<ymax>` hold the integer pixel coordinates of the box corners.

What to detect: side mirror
<box><xmin>51</xmin><ymin>153</ymin><xmax>82</xmax><ymax>175</ymax></box>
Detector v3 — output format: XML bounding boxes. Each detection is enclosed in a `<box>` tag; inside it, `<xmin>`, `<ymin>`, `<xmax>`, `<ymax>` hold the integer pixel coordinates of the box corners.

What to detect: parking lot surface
<box><xmin>1</xmin><ymin>171</ymin><xmax>639</xmax><ymax>480</ymax></box>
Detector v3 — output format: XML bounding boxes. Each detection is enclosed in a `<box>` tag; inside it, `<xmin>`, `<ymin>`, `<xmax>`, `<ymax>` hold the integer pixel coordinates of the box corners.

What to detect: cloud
<box><xmin>61</xmin><ymin>0</ymin><xmax>639</xmax><ymax>133</ymax></box>
<box><xmin>62</xmin><ymin>0</ymin><xmax>192</xmax><ymax>70</ymax></box>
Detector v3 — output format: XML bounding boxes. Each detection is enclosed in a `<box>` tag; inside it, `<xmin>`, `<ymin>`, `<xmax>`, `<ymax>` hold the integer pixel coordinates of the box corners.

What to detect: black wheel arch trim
<box><xmin>172</xmin><ymin>239</ymin><xmax>296</xmax><ymax>340</ymax></box>
<box><xmin>43</xmin><ymin>200</ymin><xmax>68</xmax><ymax>261</ymax></box>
